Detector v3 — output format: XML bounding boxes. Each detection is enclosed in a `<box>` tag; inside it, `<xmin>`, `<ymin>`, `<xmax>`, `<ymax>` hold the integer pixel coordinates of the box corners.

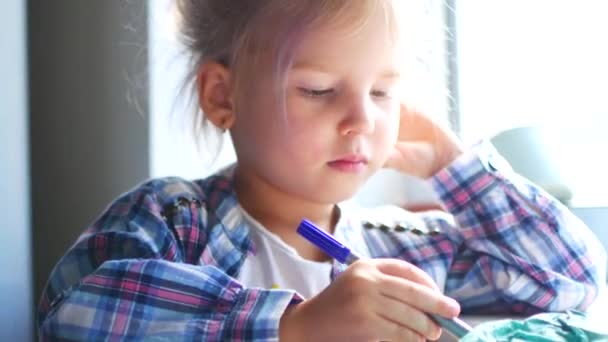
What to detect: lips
<box><xmin>327</xmin><ymin>154</ymin><xmax>369</xmax><ymax>173</ymax></box>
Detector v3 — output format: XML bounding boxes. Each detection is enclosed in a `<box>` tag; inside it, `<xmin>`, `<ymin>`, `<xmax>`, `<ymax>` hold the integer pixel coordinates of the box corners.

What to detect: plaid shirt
<box><xmin>38</xmin><ymin>141</ymin><xmax>607</xmax><ymax>341</ymax></box>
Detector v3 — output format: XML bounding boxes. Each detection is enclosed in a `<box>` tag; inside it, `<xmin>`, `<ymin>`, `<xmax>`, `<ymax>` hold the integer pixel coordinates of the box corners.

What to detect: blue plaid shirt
<box><xmin>38</xmin><ymin>141</ymin><xmax>607</xmax><ymax>341</ymax></box>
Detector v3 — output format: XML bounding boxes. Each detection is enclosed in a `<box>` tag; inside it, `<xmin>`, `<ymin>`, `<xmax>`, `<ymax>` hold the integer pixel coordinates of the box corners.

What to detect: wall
<box><xmin>28</xmin><ymin>0</ymin><xmax>149</xmax><ymax>319</ymax></box>
<box><xmin>0</xmin><ymin>1</ymin><xmax>32</xmax><ymax>340</ymax></box>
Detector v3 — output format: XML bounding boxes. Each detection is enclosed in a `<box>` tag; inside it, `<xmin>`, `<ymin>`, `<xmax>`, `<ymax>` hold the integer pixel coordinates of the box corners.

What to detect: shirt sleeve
<box><xmin>427</xmin><ymin>140</ymin><xmax>607</xmax><ymax>314</ymax></box>
<box><xmin>37</xmin><ymin>179</ymin><xmax>301</xmax><ymax>341</ymax></box>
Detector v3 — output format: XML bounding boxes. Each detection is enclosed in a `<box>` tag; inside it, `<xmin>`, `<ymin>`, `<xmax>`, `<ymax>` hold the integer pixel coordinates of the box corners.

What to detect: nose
<box><xmin>338</xmin><ymin>96</ymin><xmax>375</xmax><ymax>136</ymax></box>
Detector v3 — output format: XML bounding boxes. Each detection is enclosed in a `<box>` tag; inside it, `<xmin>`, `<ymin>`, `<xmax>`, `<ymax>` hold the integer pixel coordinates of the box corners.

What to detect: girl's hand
<box><xmin>279</xmin><ymin>259</ymin><xmax>460</xmax><ymax>342</ymax></box>
<box><xmin>384</xmin><ymin>104</ymin><xmax>464</xmax><ymax>179</ymax></box>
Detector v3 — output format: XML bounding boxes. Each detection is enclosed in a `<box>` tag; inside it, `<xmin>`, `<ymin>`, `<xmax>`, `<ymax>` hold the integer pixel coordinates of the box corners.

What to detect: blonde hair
<box><xmin>174</xmin><ymin>0</ymin><xmax>436</xmax><ymax>160</ymax></box>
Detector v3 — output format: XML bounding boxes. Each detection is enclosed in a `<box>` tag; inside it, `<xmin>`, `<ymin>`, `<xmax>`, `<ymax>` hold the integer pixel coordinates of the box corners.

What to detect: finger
<box><xmin>398</xmin><ymin>104</ymin><xmax>438</xmax><ymax>138</ymax></box>
<box><xmin>384</xmin><ymin>142</ymin><xmax>435</xmax><ymax>177</ymax></box>
<box><xmin>375</xmin><ymin>312</ymin><xmax>426</xmax><ymax>342</ymax></box>
<box><xmin>398</xmin><ymin>104</ymin><xmax>463</xmax><ymax>152</ymax></box>
<box><xmin>378</xmin><ymin>274</ymin><xmax>461</xmax><ymax>318</ymax></box>
<box><xmin>374</xmin><ymin>293</ymin><xmax>442</xmax><ymax>340</ymax></box>
<box><xmin>374</xmin><ymin>258</ymin><xmax>439</xmax><ymax>291</ymax></box>
<box><xmin>399</xmin><ymin>104</ymin><xmax>454</xmax><ymax>140</ymax></box>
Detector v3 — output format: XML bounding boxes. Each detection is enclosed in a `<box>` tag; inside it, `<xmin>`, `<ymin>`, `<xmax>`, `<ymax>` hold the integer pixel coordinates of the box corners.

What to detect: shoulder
<box><xmin>78</xmin><ymin>169</ymin><xmax>241</xmax><ymax>262</ymax></box>
<box><xmin>90</xmin><ymin>167</ymin><xmax>238</xmax><ymax>233</ymax></box>
<box><xmin>120</xmin><ymin>165</ymin><xmax>236</xmax><ymax>209</ymax></box>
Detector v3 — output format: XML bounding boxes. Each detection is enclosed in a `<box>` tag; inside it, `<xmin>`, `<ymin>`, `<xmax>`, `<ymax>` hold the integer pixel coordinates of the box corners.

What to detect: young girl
<box><xmin>38</xmin><ymin>1</ymin><xmax>606</xmax><ymax>341</ymax></box>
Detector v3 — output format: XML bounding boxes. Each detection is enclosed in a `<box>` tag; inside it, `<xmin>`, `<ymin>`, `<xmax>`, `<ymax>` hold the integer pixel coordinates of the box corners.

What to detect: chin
<box><xmin>309</xmin><ymin>181</ymin><xmax>366</xmax><ymax>204</ymax></box>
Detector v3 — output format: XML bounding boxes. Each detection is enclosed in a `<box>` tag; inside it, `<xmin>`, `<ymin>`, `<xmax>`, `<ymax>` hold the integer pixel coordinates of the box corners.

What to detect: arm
<box><xmin>385</xmin><ymin>105</ymin><xmax>606</xmax><ymax>314</ymax></box>
<box><xmin>38</xmin><ymin>179</ymin><xmax>300</xmax><ymax>341</ymax></box>
<box><xmin>428</xmin><ymin>142</ymin><xmax>607</xmax><ymax>314</ymax></box>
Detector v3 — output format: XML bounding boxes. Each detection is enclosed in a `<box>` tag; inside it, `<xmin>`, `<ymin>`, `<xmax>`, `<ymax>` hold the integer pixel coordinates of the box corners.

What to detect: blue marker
<box><xmin>297</xmin><ymin>219</ymin><xmax>473</xmax><ymax>339</ymax></box>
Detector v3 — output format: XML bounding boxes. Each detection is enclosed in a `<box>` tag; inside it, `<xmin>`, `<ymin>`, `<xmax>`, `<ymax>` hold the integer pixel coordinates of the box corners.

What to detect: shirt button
<box><xmin>411</xmin><ymin>227</ymin><xmax>425</xmax><ymax>235</ymax></box>
<box><xmin>362</xmin><ymin>221</ymin><xmax>375</xmax><ymax>229</ymax></box>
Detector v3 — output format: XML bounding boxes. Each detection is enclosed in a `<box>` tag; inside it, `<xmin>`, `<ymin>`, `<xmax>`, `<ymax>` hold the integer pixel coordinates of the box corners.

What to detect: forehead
<box><xmin>291</xmin><ymin>4</ymin><xmax>406</xmax><ymax>73</ymax></box>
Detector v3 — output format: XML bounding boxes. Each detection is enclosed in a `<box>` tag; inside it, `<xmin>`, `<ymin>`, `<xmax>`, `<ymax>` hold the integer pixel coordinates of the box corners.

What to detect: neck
<box><xmin>233</xmin><ymin>165</ymin><xmax>338</xmax><ymax>262</ymax></box>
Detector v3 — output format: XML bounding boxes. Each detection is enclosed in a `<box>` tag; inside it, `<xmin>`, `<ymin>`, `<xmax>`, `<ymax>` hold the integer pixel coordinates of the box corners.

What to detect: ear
<box><xmin>197</xmin><ymin>61</ymin><xmax>235</xmax><ymax>130</ymax></box>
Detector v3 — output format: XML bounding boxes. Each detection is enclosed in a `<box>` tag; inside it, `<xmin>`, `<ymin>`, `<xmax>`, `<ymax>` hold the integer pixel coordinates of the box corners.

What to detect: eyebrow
<box><xmin>291</xmin><ymin>62</ymin><xmax>401</xmax><ymax>79</ymax></box>
<box><xmin>379</xmin><ymin>70</ymin><xmax>402</xmax><ymax>79</ymax></box>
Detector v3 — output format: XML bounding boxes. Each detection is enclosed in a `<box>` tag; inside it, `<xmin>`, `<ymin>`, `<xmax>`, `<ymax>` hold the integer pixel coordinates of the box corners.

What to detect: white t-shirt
<box><xmin>236</xmin><ymin>208</ymin><xmax>334</xmax><ymax>299</ymax></box>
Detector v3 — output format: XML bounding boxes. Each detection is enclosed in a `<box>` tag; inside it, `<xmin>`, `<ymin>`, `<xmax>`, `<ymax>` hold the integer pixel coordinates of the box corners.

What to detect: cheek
<box><xmin>283</xmin><ymin>100</ymin><xmax>334</xmax><ymax>150</ymax></box>
<box><xmin>279</xmin><ymin>117</ymin><xmax>329</xmax><ymax>157</ymax></box>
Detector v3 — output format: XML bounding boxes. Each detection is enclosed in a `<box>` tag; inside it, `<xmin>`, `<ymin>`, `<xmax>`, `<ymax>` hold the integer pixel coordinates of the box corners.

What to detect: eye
<box><xmin>298</xmin><ymin>87</ymin><xmax>334</xmax><ymax>98</ymax></box>
<box><xmin>371</xmin><ymin>89</ymin><xmax>392</xmax><ymax>99</ymax></box>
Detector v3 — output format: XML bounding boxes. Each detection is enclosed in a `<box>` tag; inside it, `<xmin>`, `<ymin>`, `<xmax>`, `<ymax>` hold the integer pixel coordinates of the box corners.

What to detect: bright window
<box><xmin>454</xmin><ymin>0</ymin><xmax>608</xmax><ymax>207</ymax></box>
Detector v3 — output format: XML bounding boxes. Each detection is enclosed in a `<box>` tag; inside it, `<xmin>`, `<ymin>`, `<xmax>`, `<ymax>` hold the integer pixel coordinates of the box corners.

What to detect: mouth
<box><xmin>327</xmin><ymin>154</ymin><xmax>369</xmax><ymax>173</ymax></box>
